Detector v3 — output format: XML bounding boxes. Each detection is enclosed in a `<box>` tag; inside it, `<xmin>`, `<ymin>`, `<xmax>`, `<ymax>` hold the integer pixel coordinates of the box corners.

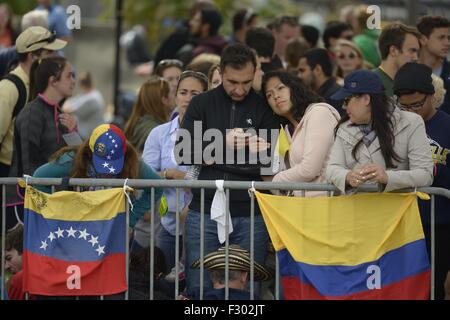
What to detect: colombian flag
<box><xmin>255</xmin><ymin>191</ymin><xmax>431</xmax><ymax>300</ymax></box>
<box><xmin>23</xmin><ymin>186</ymin><xmax>127</xmax><ymax>296</ymax></box>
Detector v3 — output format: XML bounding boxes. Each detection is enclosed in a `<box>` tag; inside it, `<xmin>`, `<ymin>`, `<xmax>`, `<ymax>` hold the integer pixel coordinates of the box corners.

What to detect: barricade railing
<box><xmin>1</xmin><ymin>177</ymin><xmax>449</xmax><ymax>301</ymax></box>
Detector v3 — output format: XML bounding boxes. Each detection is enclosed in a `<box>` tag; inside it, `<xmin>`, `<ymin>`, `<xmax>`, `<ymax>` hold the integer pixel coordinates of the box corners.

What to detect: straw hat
<box><xmin>191</xmin><ymin>244</ymin><xmax>272</xmax><ymax>281</ymax></box>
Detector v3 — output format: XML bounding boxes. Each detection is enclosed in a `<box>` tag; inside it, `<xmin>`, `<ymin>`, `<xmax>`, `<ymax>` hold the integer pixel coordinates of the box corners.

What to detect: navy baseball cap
<box><xmin>89</xmin><ymin>124</ymin><xmax>126</xmax><ymax>175</ymax></box>
<box><xmin>331</xmin><ymin>70</ymin><xmax>385</xmax><ymax>101</ymax></box>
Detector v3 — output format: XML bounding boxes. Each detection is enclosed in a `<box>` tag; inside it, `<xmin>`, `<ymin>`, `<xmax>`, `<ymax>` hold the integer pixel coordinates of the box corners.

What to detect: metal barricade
<box><xmin>1</xmin><ymin>177</ymin><xmax>449</xmax><ymax>301</ymax></box>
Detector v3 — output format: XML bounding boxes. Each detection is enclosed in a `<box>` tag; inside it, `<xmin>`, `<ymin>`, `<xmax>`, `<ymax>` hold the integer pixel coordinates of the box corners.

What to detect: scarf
<box><xmin>358</xmin><ymin>124</ymin><xmax>377</xmax><ymax>147</ymax></box>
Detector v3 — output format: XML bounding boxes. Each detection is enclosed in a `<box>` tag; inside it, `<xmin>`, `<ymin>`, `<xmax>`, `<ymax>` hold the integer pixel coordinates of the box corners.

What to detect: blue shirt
<box><xmin>37</xmin><ymin>4</ymin><xmax>71</xmax><ymax>38</ymax></box>
<box><xmin>142</xmin><ymin>116</ymin><xmax>191</xmax><ymax>235</ymax></box>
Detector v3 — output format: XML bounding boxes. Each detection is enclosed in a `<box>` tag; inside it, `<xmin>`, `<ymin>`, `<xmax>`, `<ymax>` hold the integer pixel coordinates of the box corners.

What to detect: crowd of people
<box><xmin>1</xmin><ymin>0</ymin><xmax>450</xmax><ymax>300</ymax></box>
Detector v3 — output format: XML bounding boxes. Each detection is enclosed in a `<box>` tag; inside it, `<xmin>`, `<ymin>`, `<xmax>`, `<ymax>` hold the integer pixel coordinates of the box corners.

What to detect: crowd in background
<box><xmin>1</xmin><ymin>0</ymin><xmax>450</xmax><ymax>300</ymax></box>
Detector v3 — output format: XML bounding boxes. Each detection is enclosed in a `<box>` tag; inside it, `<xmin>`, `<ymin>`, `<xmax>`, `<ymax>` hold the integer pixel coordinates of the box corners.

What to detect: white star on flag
<box><xmin>66</xmin><ymin>227</ymin><xmax>77</xmax><ymax>238</ymax></box>
<box><xmin>40</xmin><ymin>240</ymin><xmax>48</xmax><ymax>250</ymax></box>
<box><xmin>55</xmin><ymin>227</ymin><xmax>65</xmax><ymax>238</ymax></box>
<box><xmin>48</xmin><ymin>232</ymin><xmax>56</xmax><ymax>242</ymax></box>
<box><xmin>102</xmin><ymin>162</ymin><xmax>109</xmax><ymax>168</ymax></box>
<box><xmin>112</xmin><ymin>139</ymin><xmax>116</xmax><ymax>143</ymax></box>
<box><xmin>115</xmin><ymin>144</ymin><xmax>118</xmax><ymax>148</ymax></box>
<box><xmin>109</xmin><ymin>166</ymin><xmax>116</xmax><ymax>174</ymax></box>
<box><xmin>111</xmin><ymin>150</ymin><xmax>115</xmax><ymax>154</ymax></box>
<box><xmin>78</xmin><ymin>229</ymin><xmax>90</xmax><ymax>240</ymax></box>
<box><xmin>107</xmin><ymin>155</ymin><xmax>111</xmax><ymax>160</ymax></box>
<box><xmin>89</xmin><ymin>235</ymin><xmax>99</xmax><ymax>247</ymax></box>
<box><xmin>95</xmin><ymin>245</ymin><xmax>105</xmax><ymax>256</ymax></box>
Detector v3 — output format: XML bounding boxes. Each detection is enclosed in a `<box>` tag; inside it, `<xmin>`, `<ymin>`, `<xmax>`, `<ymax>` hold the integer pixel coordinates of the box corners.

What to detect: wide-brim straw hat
<box><xmin>191</xmin><ymin>244</ymin><xmax>272</xmax><ymax>281</ymax></box>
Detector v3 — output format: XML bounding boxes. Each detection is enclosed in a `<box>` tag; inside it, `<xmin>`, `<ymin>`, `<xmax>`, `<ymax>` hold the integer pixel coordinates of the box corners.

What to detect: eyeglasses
<box><xmin>397</xmin><ymin>95</ymin><xmax>428</xmax><ymax>111</ymax></box>
<box><xmin>157</xmin><ymin>59</ymin><xmax>183</xmax><ymax>69</ymax></box>
<box><xmin>343</xmin><ymin>94</ymin><xmax>360</xmax><ymax>106</ymax></box>
<box><xmin>26</xmin><ymin>32</ymin><xmax>56</xmax><ymax>49</ymax></box>
<box><xmin>337</xmin><ymin>52</ymin><xmax>357</xmax><ymax>60</ymax></box>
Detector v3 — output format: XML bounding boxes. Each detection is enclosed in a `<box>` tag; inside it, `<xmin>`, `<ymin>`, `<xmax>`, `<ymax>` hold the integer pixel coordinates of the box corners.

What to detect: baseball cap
<box><xmin>330</xmin><ymin>70</ymin><xmax>385</xmax><ymax>101</ymax></box>
<box><xmin>393</xmin><ymin>62</ymin><xmax>435</xmax><ymax>96</ymax></box>
<box><xmin>15</xmin><ymin>26</ymin><xmax>67</xmax><ymax>53</ymax></box>
<box><xmin>89</xmin><ymin>124</ymin><xmax>127</xmax><ymax>175</ymax></box>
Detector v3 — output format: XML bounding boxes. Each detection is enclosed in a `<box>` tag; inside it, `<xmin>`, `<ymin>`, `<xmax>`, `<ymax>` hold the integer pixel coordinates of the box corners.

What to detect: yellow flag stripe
<box><xmin>276</xmin><ymin>125</ymin><xmax>290</xmax><ymax>158</ymax></box>
<box><xmin>255</xmin><ymin>191</ymin><xmax>425</xmax><ymax>266</ymax></box>
<box><xmin>25</xmin><ymin>186</ymin><xmax>126</xmax><ymax>221</ymax></box>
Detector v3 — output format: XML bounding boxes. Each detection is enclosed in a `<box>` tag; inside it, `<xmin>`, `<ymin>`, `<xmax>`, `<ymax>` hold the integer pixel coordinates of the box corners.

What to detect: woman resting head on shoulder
<box><xmin>326</xmin><ymin>70</ymin><xmax>433</xmax><ymax>193</ymax></box>
<box><xmin>261</xmin><ymin>70</ymin><xmax>341</xmax><ymax>195</ymax></box>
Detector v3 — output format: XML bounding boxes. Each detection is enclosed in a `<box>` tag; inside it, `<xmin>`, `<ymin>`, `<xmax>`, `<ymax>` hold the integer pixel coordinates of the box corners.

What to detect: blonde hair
<box><xmin>333</xmin><ymin>39</ymin><xmax>366</xmax><ymax>78</ymax></box>
<box><xmin>190</xmin><ymin>53</ymin><xmax>221</xmax><ymax>65</ymax></box>
<box><xmin>431</xmin><ymin>73</ymin><xmax>446</xmax><ymax>109</ymax></box>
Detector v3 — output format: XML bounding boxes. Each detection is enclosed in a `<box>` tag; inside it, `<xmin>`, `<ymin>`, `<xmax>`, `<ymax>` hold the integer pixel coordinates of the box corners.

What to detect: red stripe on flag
<box><xmin>23</xmin><ymin>251</ymin><xmax>127</xmax><ymax>296</ymax></box>
<box><xmin>282</xmin><ymin>270</ymin><xmax>431</xmax><ymax>300</ymax></box>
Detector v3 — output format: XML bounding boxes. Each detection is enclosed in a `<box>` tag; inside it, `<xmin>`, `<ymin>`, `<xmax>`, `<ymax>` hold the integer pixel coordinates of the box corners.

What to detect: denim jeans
<box><xmin>184</xmin><ymin>210</ymin><xmax>269</xmax><ymax>296</ymax></box>
<box><xmin>158</xmin><ymin>227</ymin><xmax>183</xmax><ymax>273</ymax></box>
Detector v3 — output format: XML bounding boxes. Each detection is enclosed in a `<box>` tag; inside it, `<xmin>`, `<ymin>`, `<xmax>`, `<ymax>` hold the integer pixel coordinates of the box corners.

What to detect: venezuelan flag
<box><xmin>23</xmin><ymin>186</ymin><xmax>127</xmax><ymax>296</ymax></box>
<box><xmin>255</xmin><ymin>191</ymin><xmax>430</xmax><ymax>300</ymax></box>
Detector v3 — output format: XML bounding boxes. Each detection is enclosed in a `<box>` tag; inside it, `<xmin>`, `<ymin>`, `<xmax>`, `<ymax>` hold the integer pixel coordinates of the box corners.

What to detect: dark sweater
<box><xmin>419</xmin><ymin>110</ymin><xmax>450</xmax><ymax>225</ymax></box>
<box><xmin>10</xmin><ymin>95</ymin><xmax>68</xmax><ymax>177</ymax></box>
<box><xmin>177</xmin><ymin>85</ymin><xmax>279</xmax><ymax>217</ymax></box>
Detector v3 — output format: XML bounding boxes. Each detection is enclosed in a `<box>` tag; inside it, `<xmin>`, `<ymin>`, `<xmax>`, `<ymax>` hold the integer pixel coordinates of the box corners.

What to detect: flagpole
<box><xmin>125</xmin><ymin>190</ymin><xmax>130</xmax><ymax>300</ymax></box>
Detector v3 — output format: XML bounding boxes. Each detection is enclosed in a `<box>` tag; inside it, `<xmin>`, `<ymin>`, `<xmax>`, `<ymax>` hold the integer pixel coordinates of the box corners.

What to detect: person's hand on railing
<box><xmin>346</xmin><ymin>167</ymin><xmax>366</xmax><ymax>188</ymax></box>
<box><xmin>164</xmin><ymin>168</ymin><xmax>186</xmax><ymax>180</ymax></box>
<box><xmin>346</xmin><ymin>164</ymin><xmax>388</xmax><ymax>188</ymax></box>
<box><xmin>358</xmin><ymin>164</ymin><xmax>388</xmax><ymax>185</ymax></box>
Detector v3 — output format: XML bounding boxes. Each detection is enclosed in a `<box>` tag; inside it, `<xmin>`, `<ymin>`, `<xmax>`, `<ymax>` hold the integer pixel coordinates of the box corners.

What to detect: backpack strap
<box><xmin>0</xmin><ymin>73</ymin><xmax>27</xmax><ymax>151</ymax></box>
<box><xmin>3</xmin><ymin>73</ymin><xmax>27</xmax><ymax>118</ymax></box>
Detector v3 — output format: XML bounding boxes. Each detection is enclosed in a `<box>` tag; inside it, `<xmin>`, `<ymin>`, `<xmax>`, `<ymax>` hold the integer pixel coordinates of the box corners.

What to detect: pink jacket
<box><xmin>273</xmin><ymin>103</ymin><xmax>341</xmax><ymax>197</ymax></box>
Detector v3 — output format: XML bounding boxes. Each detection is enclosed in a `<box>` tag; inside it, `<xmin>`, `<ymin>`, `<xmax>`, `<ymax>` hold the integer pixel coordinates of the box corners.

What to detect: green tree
<box><xmin>1</xmin><ymin>0</ymin><xmax>35</xmax><ymax>15</ymax></box>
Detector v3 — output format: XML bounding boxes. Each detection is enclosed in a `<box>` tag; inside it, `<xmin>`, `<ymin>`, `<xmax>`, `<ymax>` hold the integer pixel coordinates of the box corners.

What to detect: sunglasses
<box><xmin>26</xmin><ymin>32</ymin><xmax>57</xmax><ymax>49</ymax></box>
<box><xmin>397</xmin><ymin>95</ymin><xmax>428</xmax><ymax>111</ymax></box>
<box><xmin>343</xmin><ymin>94</ymin><xmax>360</xmax><ymax>106</ymax></box>
<box><xmin>337</xmin><ymin>52</ymin><xmax>357</xmax><ymax>60</ymax></box>
<box><xmin>157</xmin><ymin>59</ymin><xmax>183</xmax><ymax>68</ymax></box>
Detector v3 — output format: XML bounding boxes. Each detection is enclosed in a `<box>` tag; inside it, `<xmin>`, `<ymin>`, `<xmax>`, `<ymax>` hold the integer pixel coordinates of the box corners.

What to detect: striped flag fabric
<box><xmin>255</xmin><ymin>191</ymin><xmax>431</xmax><ymax>300</ymax></box>
<box><xmin>23</xmin><ymin>186</ymin><xmax>127</xmax><ymax>296</ymax></box>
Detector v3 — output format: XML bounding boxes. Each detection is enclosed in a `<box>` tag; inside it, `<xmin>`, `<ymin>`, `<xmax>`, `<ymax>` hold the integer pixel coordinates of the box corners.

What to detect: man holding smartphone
<box><xmin>176</xmin><ymin>43</ymin><xmax>279</xmax><ymax>296</ymax></box>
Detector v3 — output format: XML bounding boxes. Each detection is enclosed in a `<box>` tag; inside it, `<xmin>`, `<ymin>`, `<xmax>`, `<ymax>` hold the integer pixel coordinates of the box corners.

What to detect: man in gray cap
<box><xmin>394</xmin><ymin>62</ymin><xmax>450</xmax><ymax>300</ymax></box>
<box><xmin>0</xmin><ymin>26</ymin><xmax>67</xmax><ymax>177</ymax></box>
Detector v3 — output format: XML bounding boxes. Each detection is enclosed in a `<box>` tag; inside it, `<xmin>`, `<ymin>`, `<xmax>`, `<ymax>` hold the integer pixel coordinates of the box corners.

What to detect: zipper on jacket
<box><xmin>224</xmin><ymin>102</ymin><xmax>237</xmax><ymax>181</ymax></box>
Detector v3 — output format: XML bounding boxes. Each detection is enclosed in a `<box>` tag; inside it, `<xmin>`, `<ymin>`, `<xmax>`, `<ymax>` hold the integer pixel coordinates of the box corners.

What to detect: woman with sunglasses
<box><xmin>334</xmin><ymin>39</ymin><xmax>366</xmax><ymax>86</ymax></box>
<box><xmin>124</xmin><ymin>76</ymin><xmax>171</xmax><ymax>153</ymax></box>
<box><xmin>155</xmin><ymin>59</ymin><xmax>184</xmax><ymax>113</ymax></box>
<box><xmin>141</xmin><ymin>70</ymin><xmax>208</xmax><ymax>275</ymax></box>
<box><xmin>326</xmin><ymin>70</ymin><xmax>433</xmax><ymax>194</ymax></box>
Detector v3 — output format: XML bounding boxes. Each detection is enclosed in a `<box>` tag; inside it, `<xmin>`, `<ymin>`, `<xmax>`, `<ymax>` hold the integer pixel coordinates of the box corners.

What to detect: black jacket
<box><xmin>318</xmin><ymin>77</ymin><xmax>343</xmax><ymax>116</ymax></box>
<box><xmin>177</xmin><ymin>85</ymin><xmax>280</xmax><ymax>217</ymax></box>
